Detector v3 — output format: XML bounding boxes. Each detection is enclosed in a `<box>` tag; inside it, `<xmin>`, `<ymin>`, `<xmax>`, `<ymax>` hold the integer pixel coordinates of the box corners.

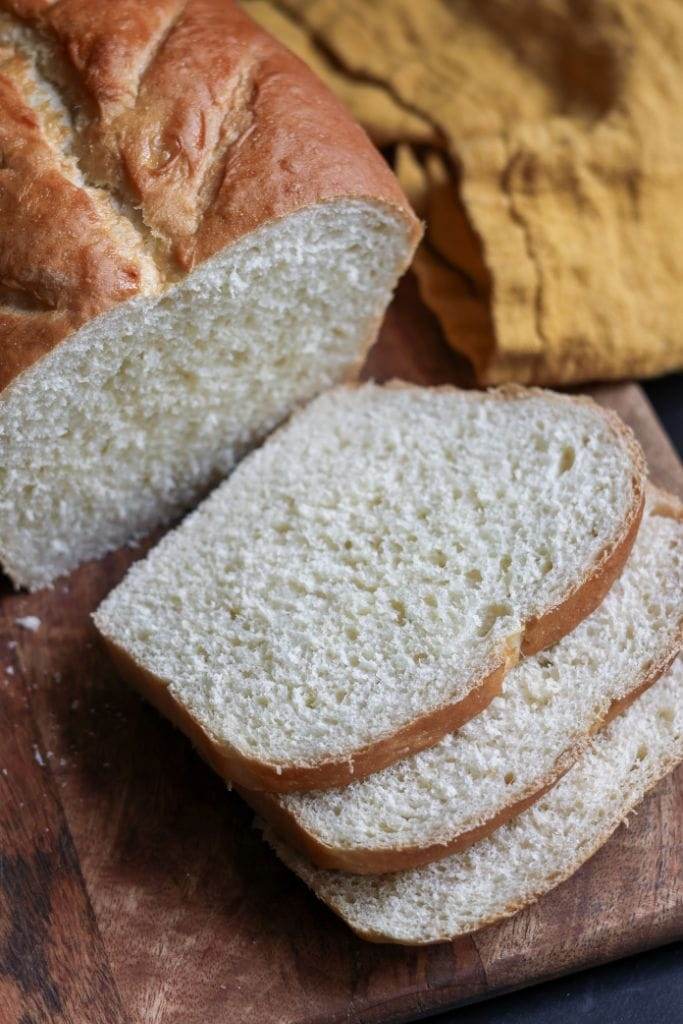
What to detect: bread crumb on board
<box><xmin>15</xmin><ymin>615</ymin><xmax>42</xmax><ymax>632</ymax></box>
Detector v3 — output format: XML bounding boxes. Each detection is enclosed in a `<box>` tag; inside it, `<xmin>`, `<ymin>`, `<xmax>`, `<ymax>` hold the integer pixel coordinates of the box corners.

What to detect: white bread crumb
<box><xmin>15</xmin><ymin>615</ymin><xmax>41</xmax><ymax>632</ymax></box>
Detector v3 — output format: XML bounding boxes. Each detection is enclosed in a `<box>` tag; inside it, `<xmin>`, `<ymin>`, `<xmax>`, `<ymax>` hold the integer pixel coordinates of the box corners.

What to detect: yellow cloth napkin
<box><xmin>244</xmin><ymin>0</ymin><xmax>683</xmax><ymax>386</ymax></box>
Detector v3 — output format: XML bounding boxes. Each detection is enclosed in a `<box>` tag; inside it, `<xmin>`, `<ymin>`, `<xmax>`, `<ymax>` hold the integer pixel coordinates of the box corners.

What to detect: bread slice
<box><xmin>244</xmin><ymin>489</ymin><xmax>683</xmax><ymax>870</ymax></box>
<box><xmin>0</xmin><ymin>1</ymin><xmax>419</xmax><ymax>590</ymax></box>
<box><xmin>95</xmin><ymin>384</ymin><xmax>645</xmax><ymax>793</ymax></box>
<box><xmin>269</xmin><ymin>656</ymin><xmax>683</xmax><ymax>944</ymax></box>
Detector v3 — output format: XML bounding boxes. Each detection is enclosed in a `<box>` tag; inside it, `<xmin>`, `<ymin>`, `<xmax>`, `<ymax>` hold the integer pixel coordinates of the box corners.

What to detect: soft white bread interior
<box><xmin>95</xmin><ymin>384</ymin><xmax>645</xmax><ymax>793</ymax></box>
<box><xmin>0</xmin><ymin>1</ymin><xmax>418</xmax><ymax>590</ymax></box>
<box><xmin>0</xmin><ymin>201</ymin><xmax>412</xmax><ymax>590</ymax></box>
<box><xmin>247</xmin><ymin>489</ymin><xmax>683</xmax><ymax>871</ymax></box>
<box><xmin>269</xmin><ymin>656</ymin><xmax>683</xmax><ymax>944</ymax></box>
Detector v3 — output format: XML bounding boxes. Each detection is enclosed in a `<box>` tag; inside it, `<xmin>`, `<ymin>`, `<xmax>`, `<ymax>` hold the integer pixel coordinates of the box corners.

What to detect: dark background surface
<box><xmin>646</xmin><ymin>376</ymin><xmax>683</xmax><ymax>457</ymax></box>
<box><xmin>431</xmin><ymin>372</ymin><xmax>683</xmax><ymax>1024</ymax></box>
<box><xmin>428</xmin><ymin>941</ymin><xmax>682</xmax><ymax>1024</ymax></box>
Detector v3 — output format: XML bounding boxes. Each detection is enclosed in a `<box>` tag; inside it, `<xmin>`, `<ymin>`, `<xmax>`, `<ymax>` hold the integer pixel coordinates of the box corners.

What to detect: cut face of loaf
<box><xmin>0</xmin><ymin>202</ymin><xmax>413</xmax><ymax>590</ymax></box>
<box><xmin>0</xmin><ymin>1</ymin><xmax>419</xmax><ymax>590</ymax></box>
<box><xmin>248</xmin><ymin>490</ymin><xmax>683</xmax><ymax>872</ymax></box>
<box><xmin>94</xmin><ymin>384</ymin><xmax>645</xmax><ymax>793</ymax></box>
<box><xmin>269</xmin><ymin>656</ymin><xmax>683</xmax><ymax>945</ymax></box>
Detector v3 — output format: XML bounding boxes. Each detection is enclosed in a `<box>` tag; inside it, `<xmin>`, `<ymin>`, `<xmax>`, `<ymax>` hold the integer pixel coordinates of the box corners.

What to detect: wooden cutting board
<box><xmin>1</xmin><ymin>278</ymin><xmax>681</xmax><ymax>1024</ymax></box>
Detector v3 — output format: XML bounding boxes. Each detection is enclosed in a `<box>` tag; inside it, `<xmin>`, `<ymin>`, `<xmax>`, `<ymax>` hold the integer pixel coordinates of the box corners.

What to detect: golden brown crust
<box><xmin>242</xmin><ymin>775</ymin><xmax>561</xmax><ymax>875</ymax></box>
<box><xmin>96</xmin><ymin>385</ymin><xmax>648</xmax><ymax>795</ymax></box>
<box><xmin>521</xmin><ymin>399</ymin><xmax>647</xmax><ymax>655</ymax></box>
<box><xmin>101</xmin><ymin>634</ymin><xmax>512</xmax><ymax>794</ymax></box>
<box><xmin>381</xmin><ymin>380</ymin><xmax>648</xmax><ymax>657</ymax></box>
<box><xmin>0</xmin><ymin>0</ymin><xmax>420</xmax><ymax>390</ymax></box>
<box><xmin>0</xmin><ymin>50</ymin><xmax>144</xmax><ymax>389</ymax></box>
<box><xmin>269</xmin><ymin>735</ymin><xmax>683</xmax><ymax>944</ymax></box>
<box><xmin>244</xmin><ymin>647</ymin><xmax>678</xmax><ymax>873</ymax></box>
<box><xmin>245</xmin><ymin>490</ymin><xmax>682</xmax><ymax>871</ymax></box>
<box><xmin>332</xmin><ymin>751</ymin><xmax>683</xmax><ymax>945</ymax></box>
<box><xmin>521</xmin><ymin>486</ymin><xmax>644</xmax><ymax>655</ymax></box>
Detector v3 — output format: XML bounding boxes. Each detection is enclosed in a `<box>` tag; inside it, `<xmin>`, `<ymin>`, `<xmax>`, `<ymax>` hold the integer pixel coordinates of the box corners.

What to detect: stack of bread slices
<box><xmin>94</xmin><ymin>382</ymin><xmax>683</xmax><ymax>945</ymax></box>
<box><xmin>4</xmin><ymin>0</ymin><xmax>679</xmax><ymax>948</ymax></box>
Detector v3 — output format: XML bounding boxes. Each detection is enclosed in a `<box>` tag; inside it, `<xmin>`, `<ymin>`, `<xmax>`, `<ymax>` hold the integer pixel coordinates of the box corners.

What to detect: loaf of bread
<box><xmin>269</xmin><ymin>656</ymin><xmax>683</xmax><ymax>944</ymax></box>
<box><xmin>246</xmin><ymin>489</ymin><xmax>683</xmax><ymax>871</ymax></box>
<box><xmin>94</xmin><ymin>383</ymin><xmax>645</xmax><ymax>793</ymax></box>
<box><xmin>0</xmin><ymin>0</ymin><xmax>419</xmax><ymax>589</ymax></box>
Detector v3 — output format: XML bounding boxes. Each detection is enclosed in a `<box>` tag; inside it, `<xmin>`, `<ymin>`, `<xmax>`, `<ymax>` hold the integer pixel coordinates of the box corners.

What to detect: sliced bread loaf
<box><xmin>269</xmin><ymin>656</ymin><xmax>683</xmax><ymax>944</ymax></box>
<box><xmin>245</xmin><ymin>489</ymin><xmax>683</xmax><ymax>871</ymax></box>
<box><xmin>0</xmin><ymin>0</ymin><xmax>419</xmax><ymax>590</ymax></box>
<box><xmin>95</xmin><ymin>384</ymin><xmax>645</xmax><ymax>792</ymax></box>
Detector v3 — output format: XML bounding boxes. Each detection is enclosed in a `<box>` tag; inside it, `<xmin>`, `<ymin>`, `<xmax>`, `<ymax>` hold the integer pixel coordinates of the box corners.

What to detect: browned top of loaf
<box><xmin>0</xmin><ymin>0</ymin><xmax>418</xmax><ymax>391</ymax></box>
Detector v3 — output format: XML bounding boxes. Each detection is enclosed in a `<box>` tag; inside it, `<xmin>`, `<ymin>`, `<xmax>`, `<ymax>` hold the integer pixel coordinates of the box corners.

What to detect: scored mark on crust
<box><xmin>0</xmin><ymin>11</ymin><xmax>168</xmax><ymax>283</ymax></box>
<box><xmin>184</xmin><ymin>63</ymin><xmax>260</xmax><ymax>261</ymax></box>
<box><xmin>128</xmin><ymin>0</ymin><xmax>188</xmax><ymax>111</ymax></box>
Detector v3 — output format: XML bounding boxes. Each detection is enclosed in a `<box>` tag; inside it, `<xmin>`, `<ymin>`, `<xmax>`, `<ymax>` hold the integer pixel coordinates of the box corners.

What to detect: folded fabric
<box><xmin>246</xmin><ymin>0</ymin><xmax>683</xmax><ymax>387</ymax></box>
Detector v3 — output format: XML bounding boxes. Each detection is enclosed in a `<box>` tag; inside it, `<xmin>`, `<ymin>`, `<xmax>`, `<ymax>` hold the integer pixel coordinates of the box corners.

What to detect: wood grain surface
<box><xmin>0</xmin><ymin>277</ymin><xmax>681</xmax><ymax>1024</ymax></box>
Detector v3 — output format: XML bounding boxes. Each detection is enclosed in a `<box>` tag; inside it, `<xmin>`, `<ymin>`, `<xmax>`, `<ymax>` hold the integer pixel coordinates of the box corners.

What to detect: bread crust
<box><xmin>242</xmin><ymin>489</ymin><xmax>681</xmax><ymax>868</ymax></box>
<box><xmin>246</xmin><ymin>637</ymin><xmax>680</xmax><ymax>872</ymax></box>
<box><xmin>0</xmin><ymin>0</ymin><xmax>420</xmax><ymax>391</ymax></box>
<box><xmin>380</xmin><ymin>381</ymin><xmax>648</xmax><ymax>655</ymax></box>
<box><xmin>96</xmin><ymin>386</ymin><xmax>647</xmax><ymax>795</ymax></box>
<box><xmin>100</xmin><ymin>632</ymin><xmax>514</xmax><ymax>793</ymax></box>
<box><xmin>272</xmin><ymin>744</ymin><xmax>683</xmax><ymax>945</ymax></box>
